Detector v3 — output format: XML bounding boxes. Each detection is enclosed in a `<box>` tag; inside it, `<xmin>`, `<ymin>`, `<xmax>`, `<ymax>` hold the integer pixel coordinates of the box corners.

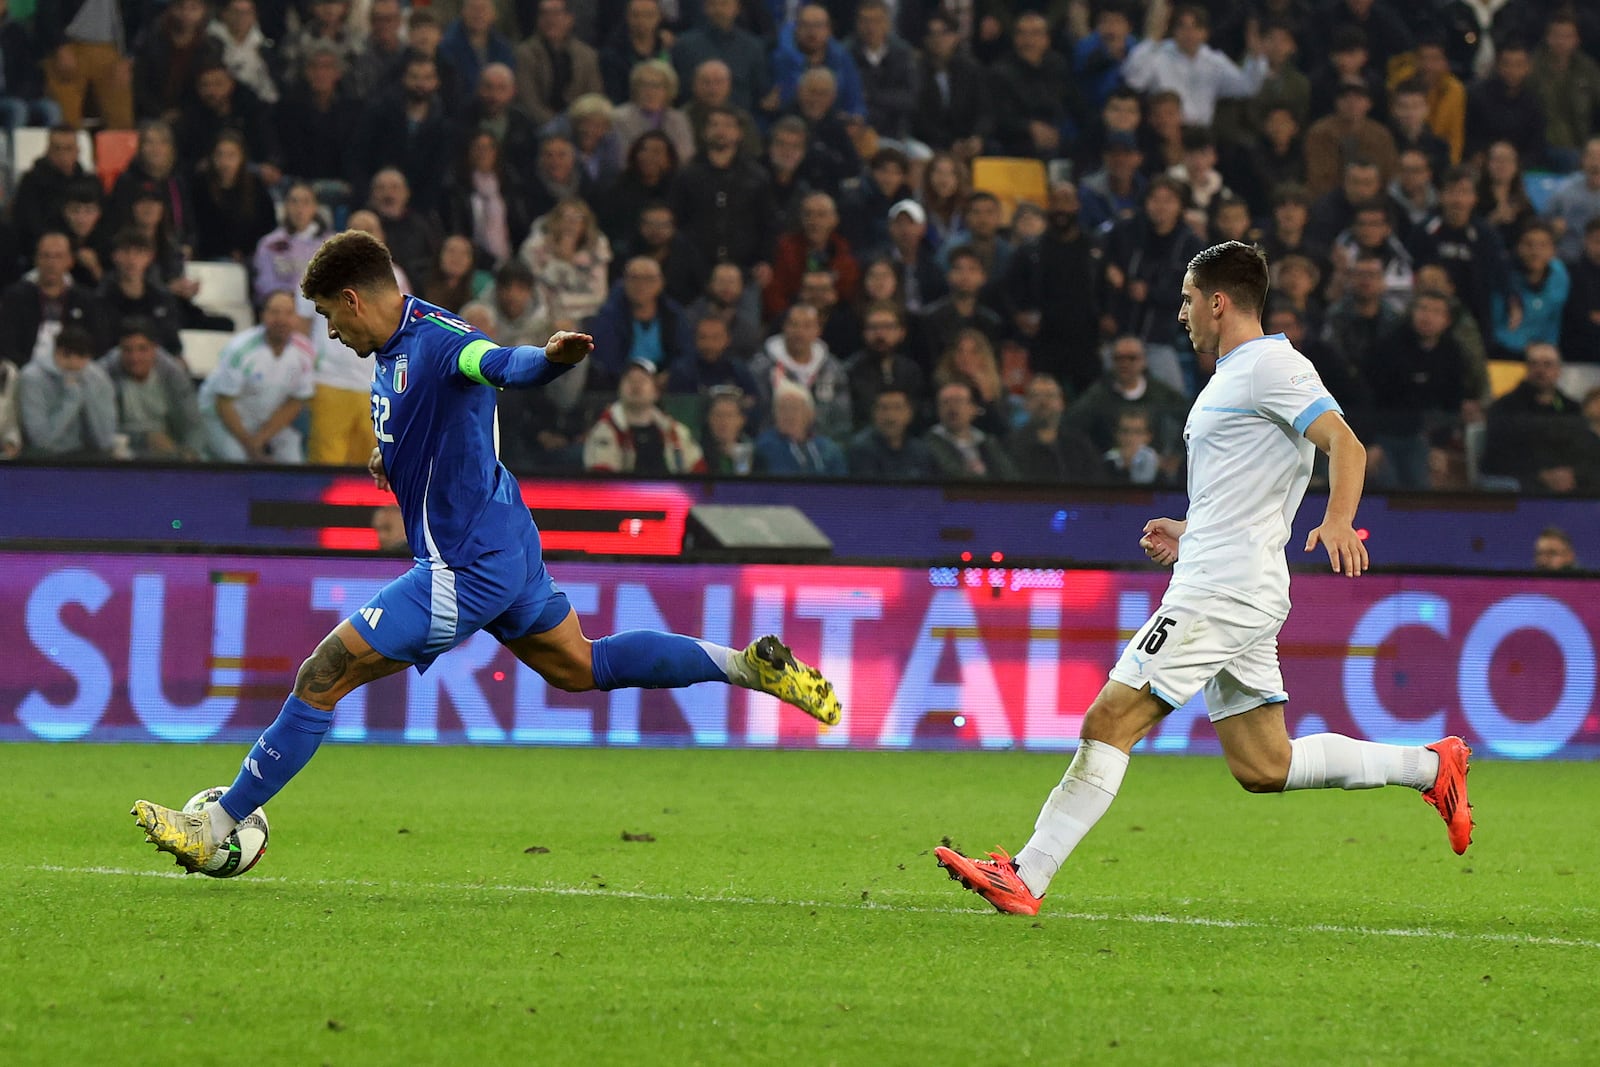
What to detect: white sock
<box><xmin>1013</xmin><ymin>739</ymin><xmax>1130</xmax><ymax>898</ymax></box>
<box><xmin>1284</xmin><ymin>734</ymin><xmax>1440</xmax><ymax>792</ymax></box>
<box><xmin>204</xmin><ymin>802</ymin><xmax>239</xmax><ymax>846</ymax></box>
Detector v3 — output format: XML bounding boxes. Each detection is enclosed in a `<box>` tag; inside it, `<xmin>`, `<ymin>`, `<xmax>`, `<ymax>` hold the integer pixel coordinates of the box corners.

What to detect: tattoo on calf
<box><xmin>302</xmin><ymin>636</ymin><xmax>356</xmax><ymax>695</ymax></box>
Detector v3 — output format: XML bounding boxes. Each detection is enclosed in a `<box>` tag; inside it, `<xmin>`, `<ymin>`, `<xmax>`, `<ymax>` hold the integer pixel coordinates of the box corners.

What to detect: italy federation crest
<box><xmin>393</xmin><ymin>353</ymin><xmax>408</xmax><ymax>393</ymax></box>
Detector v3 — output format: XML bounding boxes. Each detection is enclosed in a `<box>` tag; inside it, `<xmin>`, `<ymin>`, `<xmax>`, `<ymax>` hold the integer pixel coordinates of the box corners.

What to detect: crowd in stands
<box><xmin>2</xmin><ymin>0</ymin><xmax>1600</xmax><ymax>495</ymax></box>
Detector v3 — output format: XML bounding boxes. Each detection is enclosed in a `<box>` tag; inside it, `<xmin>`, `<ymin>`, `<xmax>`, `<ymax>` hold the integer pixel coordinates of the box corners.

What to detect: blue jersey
<box><xmin>370</xmin><ymin>296</ymin><xmax>569</xmax><ymax>568</ymax></box>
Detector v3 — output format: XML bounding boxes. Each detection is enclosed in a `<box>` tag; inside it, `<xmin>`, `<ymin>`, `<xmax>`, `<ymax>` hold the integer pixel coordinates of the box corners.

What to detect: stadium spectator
<box><xmin>1321</xmin><ymin>250</ymin><xmax>1402</xmax><ymax>376</ymax></box>
<box><xmin>671</xmin><ymin>106</ymin><xmax>775</xmax><ymax>271</ymax></box>
<box><xmin>1269</xmin><ymin>253</ymin><xmax>1325</xmax><ymax>333</ymax></box>
<box><xmin>1532</xmin><ymin>526</ymin><xmax>1579</xmax><ymax>571</ymax></box>
<box><xmin>1562</xmin><ymin>218</ymin><xmax>1600</xmax><ymax>359</ymax></box>
<box><xmin>1073</xmin><ymin>3</ymin><xmax>1139</xmax><ymax>114</ymax></box>
<box><xmin>1169</xmin><ymin>127</ymin><xmax>1233</xmax><ymax>232</ymax></box>
<box><xmin>749</xmin><ymin>303</ymin><xmax>851</xmax><ymax>440</ymax></box>
<box><xmin>585</xmin><ymin>255</ymin><xmax>693</xmax><ymax>387</ymax></box>
<box><xmin>521</xmin><ymin>196</ymin><xmax>613</xmax><ymax>334</ymax></box>
<box><xmin>1389</xmin><ymin>149</ymin><xmax>1439</xmax><ymax>242</ymax></box>
<box><xmin>60</xmin><ymin>180</ymin><xmax>111</xmax><ymax>290</ymax></box>
<box><xmin>684</xmin><ymin>59</ymin><xmax>764</xmax><ymax>160</ymax></box>
<box><xmin>485</xmin><ymin>260</ymin><xmax>552</xmax><ymax>349</ymax></box>
<box><xmin>1305</xmin><ymin>83</ymin><xmax>1397</xmax><ymax>199</ymax></box>
<box><xmin>1236</xmin><ymin>105</ymin><xmax>1304</xmax><ymax>218</ymax></box>
<box><xmin>1266</xmin><ymin>302</ymin><xmax>1372</xmax><ymax>433</ymax></box>
<box><xmin>617</xmin><ymin>202</ymin><xmax>707</xmax><ymax>308</ymax></box>
<box><xmin>799</xmin><ymin>269</ymin><xmax>860</xmax><ymax>358</ymax></box>
<box><xmin>191</xmin><ymin>130</ymin><xmax>276</xmax><ymax>264</ymax></box>
<box><xmin>371</xmin><ymin>504</ymin><xmax>408</xmax><ymax>552</ymax></box>
<box><xmin>1067</xmin><ymin>335</ymin><xmax>1188</xmax><ymax>459</ymax></box>
<box><xmin>699</xmin><ymin>389</ymin><xmax>755</xmax><ymax>475</ymax></box>
<box><xmin>1410</xmin><ymin>165</ymin><xmax>1513</xmax><ymax>338</ymax></box>
<box><xmin>454</xmin><ymin>63</ymin><xmax>541</xmax><ymax>185</ymax></box>
<box><xmin>667</xmin><ymin>315</ymin><xmax>760</xmax><ymax>408</ymax></box>
<box><xmin>672</xmin><ymin>0</ymin><xmax>772</xmax><ymax>116</ymax></box>
<box><xmin>421</xmin><ymin>235</ymin><xmax>490</xmax><ymax>313</ymax></box>
<box><xmin>771</xmin><ymin>4</ymin><xmax>864</xmax><ymax>120</ymax></box>
<box><xmin>989</xmin><ymin>12</ymin><xmax>1086</xmax><ymax>159</ymax></box>
<box><xmin>1307</xmin><ymin>25</ymin><xmax>1386</xmax><ymax>123</ymax></box>
<box><xmin>909</xmin><ymin>9</ymin><xmax>990</xmax><ymax>159</ymax></box>
<box><xmin>924</xmin><ymin>378</ymin><xmax>1018</xmax><ymax>481</ymax></box>
<box><xmin>1389</xmin><ymin>80</ymin><xmax>1452</xmax><ymax>182</ymax></box>
<box><xmin>1414</xmin><ymin>34</ymin><xmax>1466</xmax><ymax>164</ymax></box>
<box><xmin>845</xmin><ymin>301</ymin><xmax>925</xmax><ymax>428</ymax></box>
<box><xmin>848</xmin><ymin>0</ymin><xmax>916</xmax><ymax>144</ymax></box>
<box><xmin>600</xmin><ymin>0</ymin><xmax>672</xmax><ymax>106</ymax></box>
<box><xmin>1242</xmin><ymin>17</ymin><xmax>1310</xmax><ymax>133</ymax></box>
<box><xmin>177</xmin><ymin>58</ymin><xmax>280</xmax><ymax>182</ymax></box>
<box><xmin>199</xmin><ymin>291</ymin><xmax>315</xmax><ymax>464</ymax></box>
<box><xmin>275</xmin><ymin>43</ymin><xmax>354</xmax><ymax>204</ymax></box>
<box><xmin>1209</xmin><ymin>196</ymin><xmax>1255</xmax><ymax>247</ymax></box>
<box><xmin>1493</xmin><ymin>221</ymin><xmax>1569</xmax><ymax>359</ymax></box>
<box><xmin>783</xmin><ymin>68</ymin><xmax>862</xmax><ymax>196</ymax></box>
<box><xmin>279</xmin><ymin>0</ymin><xmax>363</xmax><ymax>80</ymax></box>
<box><xmin>1101</xmin><ymin>176</ymin><xmax>1202</xmax><ymax>394</ymax></box>
<box><xmin>684</xmin><ymin>261</ymin><xmax>763</xmax><ymax>359</ymax></box>
<box><xmin>552</xmin><ymin>94</ymin><xmax>624</xmax><ymax>189</ymax></box>
<box><xmin>858</xmin><ymin>255</ymin><xmax>905</xmax><ymax>316</ymax></box>
<box><xmin>392</xmin><ymin>10</ymin><xmax>463</xmax><ymax>116</ymax></box>
<box><xmin>1331</xmin><ymin>200</ymin><xmax>1413</xmax><ymax>313</ymax></box>
<box><xmin>347</xmin><ymin>0</ymin><xmax>408</xmax><ymax>100</ymax></box>
<box><xmin>1573</xmin><ymin>389</ymin><xmax>1600</xmax><ymax>493</ymax></box>
<box><xmin>1465</xmin><ymin>41</ymin><xmax>1545</xmax><ymax>167</ymax></box>
<box><xmin>1413</xmin><ymin>263</ymin><xmax>1490</xmax><ymax>402</ymax></box>
<box><xmin>916</xmin><ymin>248</ymin><xmax>1004</xmax><ymax>370</ymax></box>
<box><xmin>209</xmin><ymin>0</ymin><xmax>278</xmax><ymax>106</ymax></box>
<box><xmin>918</xmin><ymin>153</ymin><xmax>969</xmax><ymax>253</ymax></box>
<box><xmin>353</xmin><ymin>55</ymin><xmax>452</xmax><ymax>216</ymax></box>
<box><xmin>1005</xmin><ymin>373</ymin><xmax>1103</xmax><ymax>485</ymax></box>
<box><xmin>939</xmin><ymin>192</ymin><xmax>1014</xmax><ymax>296</ymax></box>
<box><xmin>1142</xmin><ymin>89</ymin><xmax>1187</xmax><ymax>175</ymax></box>
<box><xmin>583</xmin><ymin>357</ymin><xmax>706</xmax><ymax>475</ymax></box>
<box><xmin>366</xmin><ymin>169</ymin><xmax>444</xmax><ymax>296</ymax></box>
<box><xmin>1367</xmin><ymin>291</ymin><xmax>1470</xmax><ymax>490</ymax></box>
<box><xmin>883</xmin><ymin>199</ymin><xmax>945</xmax><ymax>312</ymax></box>
<box><xmin>496</xmin><ymin>369</ymin><xmax>585</xmax><ymax>473</ymax></box>
<box><xmin>1546</xmin><ymin>137</ymin><xmax>1600</xmax><ymax>262</ymax></box>
<box><xmin>1532</xmin><ymin>9</ymin><xmax>1600</xmax><ymax>171</ymax></box>
<box><xmin>766</xmin><ymin>191</ymin><xmax>858</xmax><ymax>320</ymax></box>
<box><xmin>132</xmin><ymin>0</ymin><xmax>220</xmax><ymax>124</ymax></box>
<box><xmin>254</xmin><ymin>187</ymin><xmax>329</xmax><ymax>309</ymax></box>
<box><xmin>1477</xmin><ymin>140</ymin><xmax>1538</xmax><ymax>252</ymax></box>
<box><xmin>0</xmin><ymin>357</ymin><xmax>18</xmax><ymax>458</ymax></box>
<box><xmin>839</xmin><ymin>147</ymin><xmax>911</xmax><ymax>255</ymax></box>
<box><xmin>757</xmin><ymin>114</ymin><xmax>812</xmax><ymax>225</ymax></box>
<box><xmin>1006</xmin><ymin>183</ymin><xmax>1102</xmax><ymax>396</ymax></box>
<box><xmin>1258</xmin><ymin>184</ymin><xmax>1324</xmax><ymax>267</ymax></box>
<box><xmin>1481</xmin><ymin>342</ymin><xmax>1583</xmax><ymax>492</ymax></box>
<box><xmin>597</xmin><ymin>130</ymin><xmax>681</xmax><ymax>248</ymax></box>
<box><xmin>524</xmin><ymin>134</ymin><xmax>595</xmax><ymax>222</ymax></box>
<box><xmin>101</xmin><ymin>230</ymin><xmax>184</xmax><ymax>356</ymax></box>
<box><xmin>1308</xmin><ymin>0</ymin><xmax>1412</xmax><ymax>78</ymax></box>
<box><xmin>1121</xmin><ymin>4</ymin><xmax>1266</xmax><ymax>127</ymax></box>
<box><xmin>441</xmin><ymin>132</ymin><xmax>532</xmax><ymax>272</ymax></box>
<box><xmin>1079</xmin><ymin>132</ymin><xmax>1148</xmax><ymax>234</ymax></box>
<box><xmin>1307</xmin><ymin>158</ymin><xmax>1382</xmax><ymax>250</ymax></box>
<box><xmin>931</xmin><ymin>328</ymin><xmax>1013</xmax><ymax>439</ymax></box>
<box><xmin>16</xmin><ymin>324</ymin><xmax>116</xmax><ymax>459</ymax></box>
<box><xmin>611</xmin><ymin>60</ymin><xmax>696</xmax><ymax>168</ymax></box>
<box><xmin>0</xmin><ymin>0</ymin><xmax>59</xmax><ymax>133</ymax></box>
<box><xmin>98</xmin><ymin>318</ymin><xmax>203</xmax><ymax>460</ymax></box>
<box><xmin>440</xmin><ymin>0</ymin><xmax>516</xmax><ymax>99</ymax></box>
<box><xmin>40</xmin><ymin>0</ymin><xmax>137</xmax><ymax>130</ymax></box>
<box><xmin>11</xmin><ymin>126</ymin><xmax>90</xmax><ymax>251</ymax></box>
<box><xmin>1076</xmin><ymin>86</ymin><xmax>1146</xmax><ymax>179</ymax></box>
<box><xmin>1102</xmin><ymin>407</ymin><xmax>1162</xmax><ymax>485</ymax></box>
<box><xmin>847</xmin><ymin>386</ymin><xmax>935</xmax><ymax>480</ymax></box>
<box><xmin>0</xmin><ymin>233</ymin><xmax>112</xmax><ymax>367</ymax></box>
<box><xmin>515</xmin><ymin>0</ymin><xmax>604</xmax><ymax>127</ymax></box>
<box><xmin>753</xmin><ymin>378</ymin><xmax>848</xmax><ymax>476</ymax></box>
<box><xmin>125</xmin><ymin>189</ymin><xmax>195</xmax><ymax>307</ymax></box>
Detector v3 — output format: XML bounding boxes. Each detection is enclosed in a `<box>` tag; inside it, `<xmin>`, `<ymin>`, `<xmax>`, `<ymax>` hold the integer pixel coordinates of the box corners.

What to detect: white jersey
<box><xmin>1169</xmin><ymin>333</ymin><xmax>1340</xmax><ymax>619</ymax></box>
<box><xmin>199</xmin><ymin>327</ymin><xmax>316</xmax><ymax>432</ymax></box>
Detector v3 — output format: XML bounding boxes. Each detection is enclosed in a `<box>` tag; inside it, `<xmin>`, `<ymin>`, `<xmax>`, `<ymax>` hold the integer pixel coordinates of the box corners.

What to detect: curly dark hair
<box><xmin>301</xmin><ymin>230</ymin><xmax>397</xmax><ymax>301</ymax></box>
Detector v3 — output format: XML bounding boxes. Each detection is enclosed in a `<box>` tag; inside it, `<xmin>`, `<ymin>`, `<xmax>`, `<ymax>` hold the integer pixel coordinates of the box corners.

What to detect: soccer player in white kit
<box><xmin>935</xmin><ymin>242</ymin><xmax>1474</xmax><ymax>916</ymax></box>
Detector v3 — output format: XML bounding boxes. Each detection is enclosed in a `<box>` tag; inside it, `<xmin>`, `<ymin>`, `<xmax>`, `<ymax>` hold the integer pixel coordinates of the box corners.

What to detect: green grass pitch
<box><xmin>2</xmin><ymin>743</ymin><xmax>1597</xmax><ymax>1065</ymax></box>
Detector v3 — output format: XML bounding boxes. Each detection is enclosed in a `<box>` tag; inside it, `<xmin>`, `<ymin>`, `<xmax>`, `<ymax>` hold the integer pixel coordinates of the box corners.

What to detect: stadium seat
<box><xmin>1560</xmin><ymin>363</ymin><xmax>1600</xmax><ymax>402</ymax></box>
<box><xmin>9</xmin><ymin>127</ymin><xmax>93</xmax><ymax>184</ymax></box>
<box><xmin>178</xmin><ymin>329</ymin><xmax>234</xmax><ymax>381</ymax></box>
<box><xmin>185</xmin><ymin>260</ymin><xmax>254</xmax><ymax>331</ymax></box>
<box><xmin>970</xmin><ymin>157</ymin><xmax>1049</xmax><ymax>225</ymax></box>
<box><xmin>93</xmin><ymin>129</ymin><xmax>139</xmax><ymax>194</ymax></box>
<box><xmin>1486</xmin><ymin>359</ymin><xmax>1526</xmax><ymax>399</ymax></box>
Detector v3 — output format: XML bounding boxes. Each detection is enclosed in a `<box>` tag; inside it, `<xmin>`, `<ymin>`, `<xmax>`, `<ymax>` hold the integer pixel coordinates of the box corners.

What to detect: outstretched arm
<box><xmin>457</xmin><ymin>331</ymin><xmax>595</xmax><ymax>390</ymax></box>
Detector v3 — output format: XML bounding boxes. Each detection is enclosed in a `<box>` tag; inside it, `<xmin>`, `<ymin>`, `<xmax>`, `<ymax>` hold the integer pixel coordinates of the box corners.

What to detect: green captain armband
<box><xmin>458</xmin><ymin>338</ymin><xmax>498</xmax><ymax>387</ymax></box>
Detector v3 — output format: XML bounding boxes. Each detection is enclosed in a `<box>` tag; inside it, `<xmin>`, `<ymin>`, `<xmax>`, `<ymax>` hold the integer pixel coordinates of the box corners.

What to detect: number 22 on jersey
<box><xmin>371</xmin><ymin>394</ymin><xmax>394</xmax><ymax>442</ymax></box>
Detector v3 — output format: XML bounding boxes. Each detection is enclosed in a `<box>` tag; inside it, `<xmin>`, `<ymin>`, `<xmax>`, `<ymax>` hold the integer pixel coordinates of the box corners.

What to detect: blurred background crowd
<box><xmin>1</xmin><ymin>0</ymin><xmax>1599</xmax><ymax>494</ymax></box>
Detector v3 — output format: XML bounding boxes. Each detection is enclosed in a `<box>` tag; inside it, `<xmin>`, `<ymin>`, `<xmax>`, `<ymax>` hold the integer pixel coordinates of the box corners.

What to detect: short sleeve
<box><xmin>1251</xmin><ymin>349</ymin><xmax>1342</xmax><ymax>436</ymax></box>
<box><xmin>209</xmin><ymin>341</ymin><xmax>248</xmax><ymax>398</ymax></box>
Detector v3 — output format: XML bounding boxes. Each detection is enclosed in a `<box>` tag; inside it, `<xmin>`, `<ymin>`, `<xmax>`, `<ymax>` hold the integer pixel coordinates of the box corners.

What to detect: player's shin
<box><xmin>590</xmin><ymin>630</ymin><xmax>734</xmax><ymax>690</ymax></box>
<box><xmin>1284</xmin><ymin>733</ymin><xmax>1440</xmax><ymax>791</ymax></box>
<box><xmin>1013</xmin><ymin>739</ymin><xmax>1131</xmax><ymax>898</ymax></box>
<box><xmin>213</xmin><ymin>695</ymin><xmax>334</xmax><ymax>843</ymax></box>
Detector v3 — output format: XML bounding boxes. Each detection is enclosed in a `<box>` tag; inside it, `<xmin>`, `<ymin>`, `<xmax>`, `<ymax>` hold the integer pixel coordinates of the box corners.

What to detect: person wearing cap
<box><xmin>1304</xmin><ymin>80</ymin><xmax>1397</xmax><ymax>199</ymax></box>
<box><xmin>583</xmin><ymin>357</ymin><xmax>706</xmax><ymax>475</ymax></box>
<box><xmin>884</xmin><ymin>198</ymin><xmax>946</xmax><ymax>312</ymax></box>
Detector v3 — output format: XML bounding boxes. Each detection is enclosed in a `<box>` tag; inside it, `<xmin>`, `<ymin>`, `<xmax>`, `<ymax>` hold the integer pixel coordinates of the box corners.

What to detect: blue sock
<box><xmin>219</xmin><ymin>695</ymin><xmax>332</xmax><ymax>820</ymax></box>
<box><xmin>589</xmin><ymin>631</ymin><xmax>733</xmax><ymax>691</ymax></box>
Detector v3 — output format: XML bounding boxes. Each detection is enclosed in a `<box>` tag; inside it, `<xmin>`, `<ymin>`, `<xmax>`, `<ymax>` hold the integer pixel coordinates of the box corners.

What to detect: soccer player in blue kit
<box><xmin>133</xmin><ymin>231</ymin><xmax>841</xmax><ymax>872</ymax></box>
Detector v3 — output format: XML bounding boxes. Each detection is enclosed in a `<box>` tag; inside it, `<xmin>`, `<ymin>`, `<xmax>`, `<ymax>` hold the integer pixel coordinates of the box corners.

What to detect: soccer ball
<box><xmin>182</xmin><ymin>787</ymin><xmax>270</xmax><ymax>878</ymax></box>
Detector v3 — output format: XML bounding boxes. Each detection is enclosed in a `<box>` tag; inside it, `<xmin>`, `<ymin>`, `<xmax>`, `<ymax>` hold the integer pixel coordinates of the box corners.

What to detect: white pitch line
<box><xmin>23</xmin><ymin>864</ymin><xmax>1600</xmax><ymax>951</ymax></box>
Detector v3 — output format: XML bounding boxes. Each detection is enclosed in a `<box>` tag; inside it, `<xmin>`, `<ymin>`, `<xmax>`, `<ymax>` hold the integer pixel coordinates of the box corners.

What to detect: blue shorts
<box><xmin>349</xmin><ymin>523</ymin><xmax>571</xmax><ymax>670</ymax></box>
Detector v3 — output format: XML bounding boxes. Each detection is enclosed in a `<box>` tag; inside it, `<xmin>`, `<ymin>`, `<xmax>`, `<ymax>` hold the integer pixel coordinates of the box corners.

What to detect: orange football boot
<box><xmin>1422</xmin><ymin>736</ymin><xmax>1474</xmax><ymax>855</ymax></box>
<box><xmin>934</xmin><ymin>845</ymin><xmax>1042</xmax><ymax>916</ymax></box>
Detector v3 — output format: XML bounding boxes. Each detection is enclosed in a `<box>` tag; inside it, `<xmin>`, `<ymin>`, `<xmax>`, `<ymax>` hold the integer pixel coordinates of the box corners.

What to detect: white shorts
<box><xmin>1109</xmin><ymin>594</ymin><xmax>1288</xmax><ymax>722</ymax></box>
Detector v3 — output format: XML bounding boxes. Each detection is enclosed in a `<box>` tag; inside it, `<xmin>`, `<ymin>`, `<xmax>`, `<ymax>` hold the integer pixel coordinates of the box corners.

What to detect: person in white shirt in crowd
<box><xmin>200</xmin><ymin>291</ymin><xmax>316</xmax><ymax>463</ymax></box>
<box><xmin>1122</xmin><ymin>3</ymin><xmax>1267</xmax><ymax>127</ymax></box>
<box><xmin>209</xmin><ymin>0</ymin><xmax>280</xmax><ymax>105</ymax></box>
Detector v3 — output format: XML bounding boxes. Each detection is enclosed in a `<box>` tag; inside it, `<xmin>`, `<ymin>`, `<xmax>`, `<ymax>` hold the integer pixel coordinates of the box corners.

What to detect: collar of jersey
<box><xmin>1215</xmin><ymin>332</ymin><xmax>1285</xmax><ymax>367</ymax></box>
<box><xmin>376</xmin><ymin>295</ymin><xmax>418</xmax><ymax>359</ymax></box>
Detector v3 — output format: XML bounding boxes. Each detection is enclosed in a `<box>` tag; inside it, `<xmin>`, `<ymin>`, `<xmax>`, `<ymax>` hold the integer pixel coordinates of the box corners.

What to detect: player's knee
<box><xmin>1233</xmin><ymin>765</ymin><xmax>1287</xmax><ymax>793</ymax></box>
